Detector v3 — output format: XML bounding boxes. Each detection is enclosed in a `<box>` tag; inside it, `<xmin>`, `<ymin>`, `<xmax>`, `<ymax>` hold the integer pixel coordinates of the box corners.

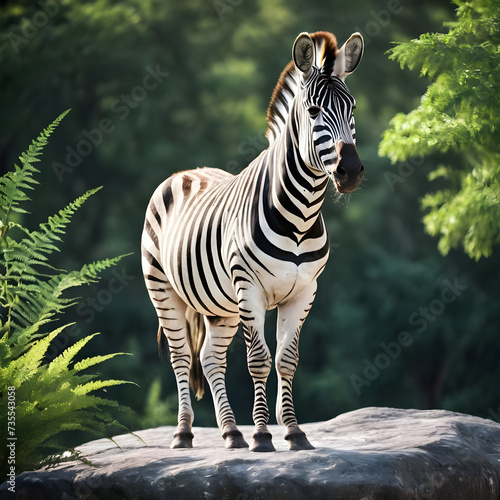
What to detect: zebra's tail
<box><xmin>157</xmin><ymin>324</ymin><xmax>167</xmax><ymax>361</ymax></box>
<box><xmin>185</xmin><ymin>308</ymin><xmax>206</xmax><ymax>401</ymax></box>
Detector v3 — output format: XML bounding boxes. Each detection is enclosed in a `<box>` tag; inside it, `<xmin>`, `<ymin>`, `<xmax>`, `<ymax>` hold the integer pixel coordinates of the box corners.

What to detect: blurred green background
<box><xmin>1</xmin><ymin>0</ymin><xmax>499</xmax><ymax>434</ymax></box>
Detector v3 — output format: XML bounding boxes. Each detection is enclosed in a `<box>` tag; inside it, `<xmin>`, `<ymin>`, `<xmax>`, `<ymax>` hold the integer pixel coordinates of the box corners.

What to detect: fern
<box><xmin>0</xmin><ymin>326</ymin><xmax>133</xmax><ymax>474</ymax></box>
<box><xmin>0</xmin><ymin>112</ymin><xmax>135</xmax><ymax>479</ymax></box>
<box><xmin>1</xmin><ymin>186</ymin><xmax>115</xmax><ymax>335</ymax></box>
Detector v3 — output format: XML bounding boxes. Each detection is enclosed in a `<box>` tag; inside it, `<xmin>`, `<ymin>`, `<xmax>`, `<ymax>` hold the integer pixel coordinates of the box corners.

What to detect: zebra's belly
<box><xmin>164</xmin><ymin>257</ymin><xmax>324</xmax><ymax>315</ymax></box>
<box><xmin>167</xmin><ymin>267</ymin><xmax>240</xmax><ymax>317</ymax></box>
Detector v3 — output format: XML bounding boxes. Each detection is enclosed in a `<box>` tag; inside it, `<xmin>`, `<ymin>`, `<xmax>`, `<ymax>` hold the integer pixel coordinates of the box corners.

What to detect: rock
<box><xmin>3</xmin><ymin>407</ymin><xmax>500</xmax><ymax>499</ymax></box>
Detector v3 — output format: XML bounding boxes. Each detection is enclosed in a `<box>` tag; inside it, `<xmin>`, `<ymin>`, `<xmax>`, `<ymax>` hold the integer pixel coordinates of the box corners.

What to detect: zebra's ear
<box><xmin>334</xmin><ymin>33</ymin><xmax>364</xmax><ymax>80</ymax></box>
<box><xmin>292</xmin><ymin>32</ymin><xmax>315</xmax><ymax>77</ymax></box>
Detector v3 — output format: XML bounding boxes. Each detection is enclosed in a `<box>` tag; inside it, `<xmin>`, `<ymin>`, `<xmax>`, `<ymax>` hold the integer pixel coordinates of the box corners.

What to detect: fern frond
<box><xmin>6</xmin><ymin>251</ymin><xmax>128</xmax><ymax>345</ymax></box>
<box><xmin>0</xmin><ymin>110</ymin><xmax>70</xmax><ymax>224</ymax></box>
<box><xmin>73</xmin><ymin>352</ymin><xmax>132</xmax><ymax>373</ymax></box>
<box><xmin>37</xmin><ymin>186</ymin><xmax>103</xmax><ymax>253</ymax></box>
<box><xmin>0</xmin><ymin>326</ymin><xmax>63</xmax><ymax>386</ymax></box>
<box><xmin>72</xmin><ymin>379</ymin><xmax>134</xmax><ymax>396</ymax></box>
<box><xmin>78</xmin><ymin>254</ymin><xmax>133</xmax><ymax>282</ymax></box>
<box><xmin>46</xmin><ymin>332</ymin><xmax>100</xmax><ymax>376</ymax></box>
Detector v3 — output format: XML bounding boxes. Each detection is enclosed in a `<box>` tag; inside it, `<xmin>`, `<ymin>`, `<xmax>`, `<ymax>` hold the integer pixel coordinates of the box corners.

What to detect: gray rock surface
<box><xmin>3</xmin><ymin>407</ymin><xmax>500</xmax><ymax>499</ymax></box>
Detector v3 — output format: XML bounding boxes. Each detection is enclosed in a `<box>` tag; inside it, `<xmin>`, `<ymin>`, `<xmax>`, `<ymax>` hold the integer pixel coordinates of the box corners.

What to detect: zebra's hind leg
<box><xmin>201</xmin><ymin>315</ymin><xmax>248</xmax><ymax>449</ymax></box>
<box><xmin>145</xmin><ymin>278</ymin><xmax>195</xmax><ymax>448</ymax></box>
<box><xmin>168</xmin><ymin>316</ymin><xmax>196</xmax><ymax>449</ymax></box>
<box><xmin>275</xmin><ymin>282</ymin><xmax>318</xmax><ymax>451</ymax></box>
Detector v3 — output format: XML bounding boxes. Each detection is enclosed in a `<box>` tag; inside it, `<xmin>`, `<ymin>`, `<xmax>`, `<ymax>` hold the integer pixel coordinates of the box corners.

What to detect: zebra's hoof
<box><xmin>171</xmin><ymin>431</ymin><xmax>194</xmax><ymax>449</ymax></box>
<box><xmin>285</xmin><ymin>430</ymin><xmax>315</xmax><ymax>451</ymax></box>
<box><xmin>223</xmin><ymin>429</ymin><xmax>249</xmax><ymax>449</ymax></box>
<box><xmin>250</xmin><ymin>431</ymin><xmax>275</xmax><ymax>452</ymax></box>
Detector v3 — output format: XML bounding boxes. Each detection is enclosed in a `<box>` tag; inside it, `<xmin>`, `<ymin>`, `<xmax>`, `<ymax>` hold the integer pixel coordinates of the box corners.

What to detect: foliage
<box><xmin>379</xmin><ymin>0</ymin><xmax>500</xmax><ymax>259</ymax></box>
<box><xmin>0</xmin><ymin>112</ymin><xmax>133</xmax><ymax>478</ymax></box>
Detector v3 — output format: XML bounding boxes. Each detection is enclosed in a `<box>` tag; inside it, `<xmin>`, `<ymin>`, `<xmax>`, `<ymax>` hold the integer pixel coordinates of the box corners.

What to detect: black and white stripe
<box><xmin>141</xmin><ymin>30</ymin><xmax>364</xmax><ymax>452</ymax></box>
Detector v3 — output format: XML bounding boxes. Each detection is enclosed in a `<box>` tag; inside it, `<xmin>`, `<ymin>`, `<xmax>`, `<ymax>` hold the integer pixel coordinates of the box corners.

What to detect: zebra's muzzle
<box><xmin>332</xmin><ymin>143</ymin><xmax>364</xmax><ymax>193</ymax></box>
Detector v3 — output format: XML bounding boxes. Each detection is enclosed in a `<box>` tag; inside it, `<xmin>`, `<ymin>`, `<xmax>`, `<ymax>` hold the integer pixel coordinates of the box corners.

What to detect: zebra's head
<box><xmin>292</xmin><ymin>32</ymin><xmax>364</xmax><ymax>194</ymax></box>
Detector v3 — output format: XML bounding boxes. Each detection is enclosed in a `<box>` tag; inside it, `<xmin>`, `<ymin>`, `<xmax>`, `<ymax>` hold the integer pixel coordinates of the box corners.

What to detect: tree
<box><xmin>379</xmin><ymin>0</ymin><xmax>500</xmax><ymax>260</ymax></box>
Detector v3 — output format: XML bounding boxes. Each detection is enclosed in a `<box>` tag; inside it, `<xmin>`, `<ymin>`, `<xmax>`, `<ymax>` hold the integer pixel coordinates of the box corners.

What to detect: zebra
<box><xmin>141</xmin><ymin>31</ymin><xmax>364</xmax><ymax>452</ymax></box>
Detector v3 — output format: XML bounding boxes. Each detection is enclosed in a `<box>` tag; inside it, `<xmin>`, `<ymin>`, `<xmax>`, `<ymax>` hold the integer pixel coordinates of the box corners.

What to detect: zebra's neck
<box><xmin>260</xmin><ymin>119</ymin><xmax>329</xmax><ymax>242</ymax></box>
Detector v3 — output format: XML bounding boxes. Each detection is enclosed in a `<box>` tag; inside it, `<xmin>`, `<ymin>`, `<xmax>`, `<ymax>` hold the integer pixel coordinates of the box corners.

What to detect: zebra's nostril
<box><xmin>335</xmin><ymin>165</ymin><xmax>347</xmax><ymax>179</ymax></box>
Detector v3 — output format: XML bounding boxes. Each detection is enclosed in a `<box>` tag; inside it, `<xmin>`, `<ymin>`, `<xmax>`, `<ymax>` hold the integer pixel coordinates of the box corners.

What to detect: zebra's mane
<box><xmin>265</xmin><ymin>31</ymin><xmax>339</xmax><ymax>145</ymax></box>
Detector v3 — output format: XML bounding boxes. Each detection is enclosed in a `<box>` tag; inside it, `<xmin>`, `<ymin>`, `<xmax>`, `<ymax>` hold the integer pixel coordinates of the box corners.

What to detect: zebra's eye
<box><xmin>308</xmin><ymin>106</ymin><xmax>321</xmax><ymax>118</ymax></box>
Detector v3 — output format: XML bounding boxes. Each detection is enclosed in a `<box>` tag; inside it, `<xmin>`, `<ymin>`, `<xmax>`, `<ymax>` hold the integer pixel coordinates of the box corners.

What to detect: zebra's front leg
<box><xmin>276</xmin><ymin>281</ymin><xmax>317</xmax><ymax>450</ymax></box>
<box><xmin>243</xmin><ymin>321</ymin><xmax>275</xmax><ymax>452</ymax></box>
<box><xmin>201</xmin><ymin>315</ymin><xmax>248</xmax><ymax>449</ymax></box>
<box><xmin>237</xmin><ymin>295</ymin><xmax>275</xmax><ymax>452</ymax></box>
